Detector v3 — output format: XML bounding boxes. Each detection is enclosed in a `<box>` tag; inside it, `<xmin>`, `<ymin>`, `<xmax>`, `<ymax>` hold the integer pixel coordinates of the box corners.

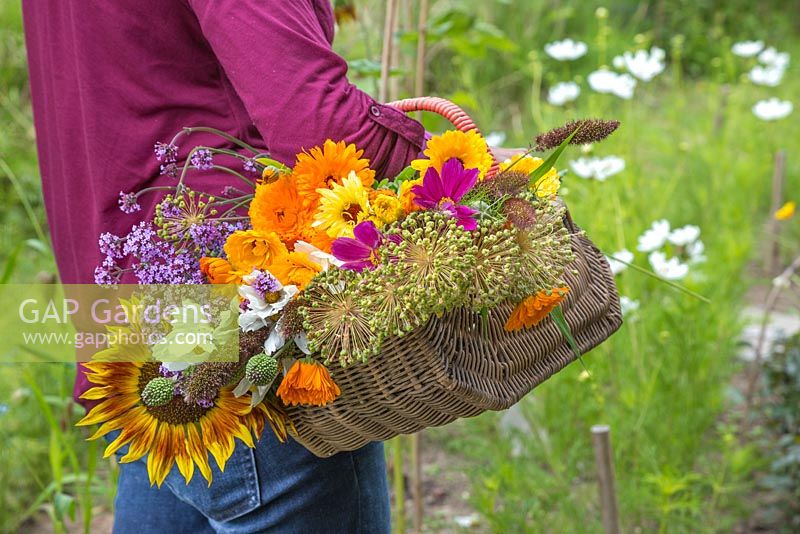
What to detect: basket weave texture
<box><xmin>286</xmin><ymin>98</ymin><xmax>623</xmax><ymax>457</ymax></box>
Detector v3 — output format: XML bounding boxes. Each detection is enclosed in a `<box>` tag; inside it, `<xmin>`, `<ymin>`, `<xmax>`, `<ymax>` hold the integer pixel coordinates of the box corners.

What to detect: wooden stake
<box><xmin>414</xmin><ymin>0</ymin><xmax>430</xmax><ymax>121</ymax></box>
<box><xmin>409</xmin><ymin>433</ymin><xmax>423</xmax><ymax>532</ymax></box>
<box><xmin>767</xmin><ymin>150</ymin><xmax>787</xmax><ymax>275</ymax></box>
<box><xmin>379</xmin><ymin>0</ymin><xmax>399</xmax><ymax>103</ymax></box>
<box><xmin>591</xmin><ymin>425</ymin><xmax>620</xmax><ymax>534</ymax></box>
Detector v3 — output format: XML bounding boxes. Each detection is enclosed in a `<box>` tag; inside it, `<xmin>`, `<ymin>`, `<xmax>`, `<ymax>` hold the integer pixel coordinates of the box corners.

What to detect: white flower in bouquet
<box><xmin>544</xmin><ymin>39</ymin><xmax>588</xmax><ymax>61</ymax></box>
<box><xmin>749</xmin><ymin>65</ymin><xmax>785</xmax><ymax>87</ymax></box>
<box><xmin>294</xmin><ymin>241</ymin><xmax>342</xmax><ymax>271</ymax></box>
<box><xmin>752</xmin><ymin>98</ymin><xmax>793</xmax><ymax>121</ymax></box>
<box><xmin>759</xmin><ymin>47</ymin><xmax>790</xmax><ymax>70</ymax></box>
<box><xmin>619</xmin><ymin>47</ymin><xmax>666</xmax><ymax>81</ymax></box>
<box><xmin>570</xmin><ymin>156</ymin><xmax>625</xmax><ymax>181</ymax></box>
<box><xmin>548</xmin><ymin>81</ymin><xmax>581</xmax><ymax>106</ymax></box>
<box><xmin>637</xmin><ymin>219</ymin><xmax>671</xmax><ymax>252</ymax></box>
<box><xmin>264</xmin><ymin>316</ymin><xmax>311</xmax><ymax>356</ymax></box>
<box><xmin>607</xmin><ymin>248</ymin><xmax>634</xmax><ymax>276</ymax></box>
<box><xmin>648</xmin><ymin>251</ymin><xmax>689</xmax><ymax>280</ymax></box>
<box><xmin>667</xmin><ymin>225</ymin><xmax>701</xmax><ymax>246</ymax></box>
<box><xmin>731</xmin><ymin>40</ymin><xmax>765</xmax><ymax>57</ymax></box>
<box><xmin>588</xmin><ymin>69</ymin><xmax>637</xmax><ymax>99</ymax></box>
<box><xmin>238</xmin><ymin>270</ymin><xmax>299</xmax><ymax>332</ymax></box>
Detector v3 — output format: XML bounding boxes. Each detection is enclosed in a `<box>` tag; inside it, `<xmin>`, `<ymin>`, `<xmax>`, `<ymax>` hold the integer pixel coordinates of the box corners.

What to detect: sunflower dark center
<box><xmin>138</xmin><ymin>361</ymin><xmax>210</xmax><ymax>424</ymax></box>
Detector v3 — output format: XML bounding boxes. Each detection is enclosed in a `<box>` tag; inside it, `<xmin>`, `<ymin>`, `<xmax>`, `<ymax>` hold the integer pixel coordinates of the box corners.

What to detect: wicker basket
<box><xmin>286</xmin><ymin>97</ymin><xmax>623</xmax><ymax>457</ymax></box>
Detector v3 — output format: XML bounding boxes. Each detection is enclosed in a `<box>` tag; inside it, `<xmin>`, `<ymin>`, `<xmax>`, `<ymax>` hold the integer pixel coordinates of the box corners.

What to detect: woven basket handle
<box><xmin>387</xmin><ymin>97</ymin><xmax>500</xmax><ymax>178</ymax></box>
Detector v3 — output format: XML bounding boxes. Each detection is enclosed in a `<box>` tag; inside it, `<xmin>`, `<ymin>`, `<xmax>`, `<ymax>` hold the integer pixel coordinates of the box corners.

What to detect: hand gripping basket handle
<box><xmin>387</xmin><ymin>96</ymin><xmax>501</xmax><ymax>178</ymax></box>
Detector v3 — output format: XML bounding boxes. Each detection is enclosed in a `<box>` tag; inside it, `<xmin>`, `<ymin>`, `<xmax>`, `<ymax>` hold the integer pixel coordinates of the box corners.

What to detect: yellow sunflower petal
<box><xmin>186</xmin><ymin>424</ymin><xmax>213</xmax><ymax>486</ymax></box>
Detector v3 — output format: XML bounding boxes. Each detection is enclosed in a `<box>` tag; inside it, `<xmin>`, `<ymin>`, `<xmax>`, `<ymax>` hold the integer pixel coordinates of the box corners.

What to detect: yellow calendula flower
<box><xmin>313</xmin><ymin>172</ymin><xmax>370</xmax><ymax>238</ymax></box>
<box><xmin>499</xmin><ymin>154</ymin><xmax>560</xmax><ymax>198</ymax></box>
<box><xmin>398</xmin><ymin>177</ymin><xmax>423</xmax><ymax>214</ymax></box>
<box><xmin>370</xmin><ymin>192</ymin><xmax>404</xmax><ymax>226</ymax></box>
<box><xmin>411</xmin><ymin>130</ymin><xmax>494</xmax><ymax>180</ymax></box>
<box><xmin>775</xmin><ymin>201</ymin><xmax>796</xmax><ymax>221</ymax></box>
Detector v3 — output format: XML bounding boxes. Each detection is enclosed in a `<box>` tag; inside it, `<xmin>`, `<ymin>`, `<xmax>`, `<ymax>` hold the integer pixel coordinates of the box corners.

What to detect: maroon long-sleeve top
<box><xmin>22</xmin><ymin>0</ymin><xmax>425</xmax><ymax>405</ymax></box>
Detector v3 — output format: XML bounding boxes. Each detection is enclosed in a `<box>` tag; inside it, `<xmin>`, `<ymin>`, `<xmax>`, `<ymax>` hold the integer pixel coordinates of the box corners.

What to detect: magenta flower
<box><xmin>331</xmin><ymin>220</ymin><xmax>384</xmax><ymax>272</ymax></box>
<box><xmin>411</xmin><ymin>158</ymin><xmax>479</xmax><ymax>230</ymax></box>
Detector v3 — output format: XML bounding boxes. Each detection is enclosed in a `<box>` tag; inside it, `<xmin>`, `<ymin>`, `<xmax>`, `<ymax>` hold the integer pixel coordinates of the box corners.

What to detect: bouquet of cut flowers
<box><xmin>80</xmin><ymin>112</ymin><xmax>619</xmax><ymax>486</ymax></box>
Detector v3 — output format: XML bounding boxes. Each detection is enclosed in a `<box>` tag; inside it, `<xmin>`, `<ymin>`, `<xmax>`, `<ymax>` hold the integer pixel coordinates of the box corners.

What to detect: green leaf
<box><xmin>551</xmin><ymin>305</ymin><xmax>589</xmax><ymax>373</ymax></box>
<box><xmin>393</xmin><ymin>165</ymin><xmax>417</xmax><ymax>184</ymax></box>
<box><xmin>551</xmin><ymin>305</ymin><xmax>580</xmax><ymax>360</ymax></box>
<box><xmin>53</xmin><ymin>492</ymin><xmax>76</xmax><ymax>522</ymax></box>
<box><xmin>527</xmin><ymin>126</ymin><xmax>580</xmax><ymax>188</ymax></box>
<box><xmin>1</xmin><ymin>241</ymin><xmax>22</xmax><ymax>282</ymax></box>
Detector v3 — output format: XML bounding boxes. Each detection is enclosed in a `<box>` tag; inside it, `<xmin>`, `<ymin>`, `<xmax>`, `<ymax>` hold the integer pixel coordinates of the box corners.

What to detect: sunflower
<box><xmin>77</xmin><ymin>361</ymin><xmax>290</xmax><ymax>487</ymax></box>
<box><xmin>504</xmin><ymin>287</ymin><xmax>569</xmax><ymax>332</ymax></box>
<box><xmin>223</xmin><ymin>229</ymin><xmax>288</xmax><ymax>272</ymax></box>
<box><xmin>411</xmin><ymin>130</ymin><xmax>494</xmax><ymax>180</ymax></box>
<box><xmin>498</xmin><ymin>154</ymin><xmax>560</xmax><ymax>198</ymax></box>
<box><xmin>294</xmin><ymin>140</ymin><xmax>376</xmax><ymax>209</ymax></box>
<box><xmin>249</xmin><ymin>173</ymin><xmax>315</xmax><ymax>248</ymax></box>
<box><xmin>313</xmin><ymin>172</ymin><xmax>370</xmax><ymax>238</ymax></box>
<box><xmin>276</xmin><ymin>359</ymin><xmax>341</xmax><ymax>406</ymax></box>
<box><xmin>267</xmin><ymin>251</ymin><xmax>322</xmax><ymax>291</ymax></box>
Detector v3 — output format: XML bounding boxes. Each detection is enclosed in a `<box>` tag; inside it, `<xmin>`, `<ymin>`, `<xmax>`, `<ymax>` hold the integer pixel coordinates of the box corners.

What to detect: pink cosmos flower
<box><xmin>331</xmin><ymin>220</ymin><xmax>383</xmax><ymax>271</ymax></box>
<box><xmin>411</xmin><ymin>158</ymin><xmax>479</xmax><ymax>230</ymax></box>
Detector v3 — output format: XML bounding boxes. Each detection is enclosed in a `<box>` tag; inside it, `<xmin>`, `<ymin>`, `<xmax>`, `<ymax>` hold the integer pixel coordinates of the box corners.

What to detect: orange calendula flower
<box><xmin>294</xmin><ymin>140</ymin><xmax>376</xmax><ymax>208</ymax></box>
<box><xmin>398</xmin><ymin>177</ymin><xmax>423</xmax><ymax>214</ymax></box>
<box><xmin>775</xmin><ymin>200</ymin><xmax>796</xmax><ymax>221</ymax></box>
<box><xmin>307</xmin><ymin>229</ymin><xmax>336</xmax><ymax>254</ymax></box>
<box><xmin>199</xmin><ymin>257</ymin><xmax>244</xmax><ymax>285</ymax></box>
<box><xmin>268</xmin><ymin>251</ymin><xmax>322</xmax><ymax>291</ymax></box>
<box><xmin>276</xmin><ymin>360</ymin><xmax>341</xmax><ymax>406</ymax></box>
<box><xmin>505</xmin><ymin>287</ymin><xmax>570</xmax><ymax>332</ymax></box>
<box><xmin>249</xmin><ymin>173</ymin><xmax>315</xmax><ymax>248</ymax></box>
<box><xmin>223</xmin><ymin>230</ymin><xmax>288</xmax><ymax>272</ymax></box>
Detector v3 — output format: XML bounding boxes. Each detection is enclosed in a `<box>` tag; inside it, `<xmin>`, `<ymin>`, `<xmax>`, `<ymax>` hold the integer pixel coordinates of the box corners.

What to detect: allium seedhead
<box><xmin>502</xmin><ymin>198</ymin><xmax>538</xmax><ymax>230</ymax></box>
<box><xmin>278</xmin><ymin>298</ymin><xmax>306</xmax><ymax>340</ymax></box>
<box><xmin>245</xmin><ymin>353</ymin><xmax>279</xmax><ymax>386</ymax></box>
<box><xmin>465</xmin><ymin>221</ymin><xmax>524</xmax><ymax>311</ymax></box>
<box><xmin>141</xmin><ymin>377</ymin><xmax>175</xmax><ymax>407</ymax></box>
<box><xmin>534</xmin><ymin>119</ymin><xmax>620</xmax><ymax>151</ymax></box>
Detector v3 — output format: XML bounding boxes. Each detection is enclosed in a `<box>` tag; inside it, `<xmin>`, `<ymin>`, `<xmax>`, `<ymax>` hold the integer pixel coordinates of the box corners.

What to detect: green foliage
<box><xmin>759</xmin><ymin>332</ymin><xmax>800</xmax><ymax>530</ymax></box>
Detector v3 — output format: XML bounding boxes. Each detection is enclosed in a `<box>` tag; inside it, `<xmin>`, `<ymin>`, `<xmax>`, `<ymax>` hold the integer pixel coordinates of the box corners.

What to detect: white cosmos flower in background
<box><xmin>648</xmin><ymin>251</ymin><xmax>689</xmax><ymax>280</ymax></box>
<box><xmin>752</xmin><ymin>98</ymin><xmax>793</xmax><ymax>120</ymax></box>
<box><xmin>619</xmin><ymin>296</ymin><xmax>640</xmax><ymax>317</ymax></box>
<box><xmin>749</xmin><ymin>65</ymin><xmax>785</xmax><ymax>87</ymax></box>
<box><xmin>617</xmin><ymin>47</ymin><xmax>666</xmax><ymax>81</ymax></box>
<box><xmin>607</xmin><ymin>248</ymin><xmax>634</xmax><ymax>276</ymax></box>
<box><xmin>238</xmin><ymin>270</ymin><xmax>298</xmax><ymax>332</ymax></box>
<box><xmin>731</xmin><ymin>40</ymin><xmax>764</xmax><ymax>57</ymax></box>
<box><xmin>637</xmin><ymin>219</ymin><xmax>671</xmax><ymax>252</ymax></box>
<box><xmin>759</xmin><ymin>47</ymin><xmax>790</xmax><ymax>69</ymax></box>
<box><xmin>484</xmin><ymin>131</ymin><xmax>507</xmax><ymax>147</ymax></box>
<box><xmin>570</xmin><ymin>156</ymin><xmax>625</xmax><ymax>181</ymax></box>
<box><xmin>667</xmin><ymin>225</ymin><xmax>701</xmax><ymax>246</ymax></box>
<box><xmin>686</xmin><ymin>240</ymin><xmax>706</xmax><ymax>264</ymax></box>
<box><xmin>544</xmin><ymin>39</ymin><xmax>588</xmax><ymax>61</ymax></box>
<box><xmin>587</xmin><ymin>69</ymin><xmax>637</xmax><ymax>99</ymax></box>
<box><xmin>547</xmin><ymin>81</ymin><xmax>581</xmax><ymax>106</ymax></box>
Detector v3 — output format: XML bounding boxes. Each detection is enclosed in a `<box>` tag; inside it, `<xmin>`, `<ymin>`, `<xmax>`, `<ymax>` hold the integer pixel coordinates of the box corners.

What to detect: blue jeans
<box><xmin>106</xmin><ymin>430</ymin><xmax>390</xmax><ymax>534</ymax></box>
